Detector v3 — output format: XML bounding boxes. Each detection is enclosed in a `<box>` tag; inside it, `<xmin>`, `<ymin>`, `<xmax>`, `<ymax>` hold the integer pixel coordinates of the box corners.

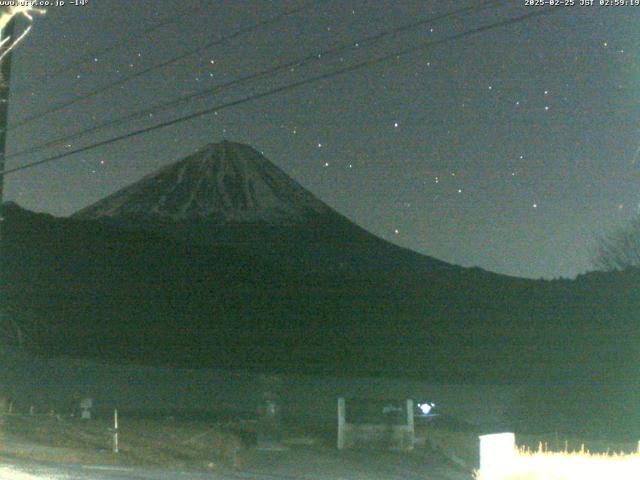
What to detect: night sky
<box><xmin>3</xmin><ymin>0</ymin><xmax>639</xmax><ymax>279</ymax></box>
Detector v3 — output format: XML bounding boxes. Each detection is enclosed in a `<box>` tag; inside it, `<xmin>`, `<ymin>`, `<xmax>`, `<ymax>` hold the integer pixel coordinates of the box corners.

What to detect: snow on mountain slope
<box><xmin>73</xmin><ymin>141</ymin><xmax>330</xmax><ymax>225</ymax></box>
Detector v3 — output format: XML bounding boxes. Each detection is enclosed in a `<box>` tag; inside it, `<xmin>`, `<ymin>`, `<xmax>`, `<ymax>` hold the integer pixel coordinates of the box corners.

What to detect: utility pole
<box><xmin>0</xmin><ymin>16</ymin><xmax>14</xmax><ymax>420</ymax></box>
<box><xmin>0</xmin><ymin>18</ymin><xmax>15</xmax><ymax>221</ymax></box>
<box><xmin>0</xmin><ymin>17</ymin><xmax>15</xmax><ymax>315</ymax></box>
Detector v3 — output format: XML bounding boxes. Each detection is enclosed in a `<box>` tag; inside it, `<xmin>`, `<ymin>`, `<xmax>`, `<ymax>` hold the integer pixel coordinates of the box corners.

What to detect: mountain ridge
<box><xmin>70</xmin><ymin>140</ymin><xmax>458</xmax><ymax>274</ymax></box>
<box><xmin>1</xmin><ymin>141</ymin><xmax>637</xmax><ymax>387</ymax></box>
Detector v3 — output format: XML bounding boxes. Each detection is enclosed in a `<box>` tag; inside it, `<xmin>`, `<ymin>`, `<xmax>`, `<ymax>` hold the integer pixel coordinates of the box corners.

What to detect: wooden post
<box><xmin>337</xmin><ymin>397</ymin><xmax>346</xmax><ymax>450</ymax></box>
<box><xmin>113</xmin><ymin>408</ymin><xmax>119</xmax><ymax>454</ymax></box>
<box><xmin>80</xmin><ymin>398</ymin><xmax>92</xmax><ymax>420</ymax></box>
<box><xmin>406</xmin><ymin>399</ymin><xmax>414</xmax><ymax>450</ymax></box>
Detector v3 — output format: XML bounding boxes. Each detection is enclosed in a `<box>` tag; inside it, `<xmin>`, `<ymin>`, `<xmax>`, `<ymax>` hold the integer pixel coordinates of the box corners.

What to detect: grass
<box><xmin>416</xmin><ymin>422</ymin><xmax>640</xmax><ymax>479</ymax></box>
<box><xmin>0</xmin><ymin>413</ymin><xmax>243</xmax><ymax>471</ymax></box>
<box><xmin>474</xmin><ymin>437</ymin><xmax>640</xmax><ymax>480</ymax></box>
<box><xmin>0</xmin><ymin>466</ymin><xmax>55</xmax><ymax>480</ymax></box>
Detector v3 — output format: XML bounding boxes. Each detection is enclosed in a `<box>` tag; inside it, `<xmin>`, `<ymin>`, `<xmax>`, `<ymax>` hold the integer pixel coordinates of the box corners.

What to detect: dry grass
<box><xmin>0</xmin><ymin>414</ymin><xmax>243</xmax><ymax>471</ymax></box>
<box><xmin>417</xmin><ymin>423</ymin><xmax>640</xmax><ymax>479</ymax></box>
<box><xmin>0</xmin><ymin>466</ymin><xmax>56</xmax><ymax>480</ymax></box>
<box><xmin>475</xmin><ymin>442</ymin><xmax>640</xmax><ymax>480</ymax></box>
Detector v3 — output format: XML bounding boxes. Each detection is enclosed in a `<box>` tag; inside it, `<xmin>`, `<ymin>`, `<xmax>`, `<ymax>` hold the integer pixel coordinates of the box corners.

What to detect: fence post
<box><xmin>479</xmin><ymin>432</ymin><xmax>516</xmax><ymax>479</ymax></box>
<box><xmin>337</xmin><ymin>397</ymin><xmax>346</xmax><ymax>450</ymax></box>
<box><xmin>80</xmin><ymin>398</ymin><xmax>92</xmax><ymax>420</ymax></box>
<box><xmin>113</xmin><ymin>409</ymin><xmax>119</xmax><ymax>454</ymax></box>
<box><xmin>406</xmin><ymin>399</ymin><xmax>414</xmax><ymax>450</ymax></box>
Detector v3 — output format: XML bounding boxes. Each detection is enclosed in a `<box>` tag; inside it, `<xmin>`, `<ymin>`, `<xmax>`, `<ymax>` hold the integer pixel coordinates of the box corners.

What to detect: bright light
<box><xmin>417</xmin><ymin>402</ymin><xmax>435</xmax><ymax>415</ymax></box>
<box><xmin>479</xmin><ymin>433</ymin><xmax>517</xmax><ymax>479</ymax></box>
<box><xmin>0</xmin><ymin>6</ymin><xmax>46</xmax><ymax>62</ymax></box>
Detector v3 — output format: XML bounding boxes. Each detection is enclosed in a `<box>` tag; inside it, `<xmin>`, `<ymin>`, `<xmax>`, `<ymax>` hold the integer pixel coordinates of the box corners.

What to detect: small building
<box><xmin>337</xmin><ymin>397</ymin><xmax>414</xmax><ymax>450</ymax></box>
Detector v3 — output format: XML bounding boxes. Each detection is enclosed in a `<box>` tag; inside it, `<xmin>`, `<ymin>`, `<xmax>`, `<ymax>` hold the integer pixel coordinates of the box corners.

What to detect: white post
<box><xmin>80</xmin><ymin>398</ymin><xmax>92</xmax><ymax>420</ymax></box>
<box><xmin>479</xmin><ymin>432</ymin><xmax>516</xmax><ymax>479</ymax></box>
<box><xmin>113</xmin><ymin>408</ymin><xmax>119</xmax><ymax>454</ymax></box>
<box><xmin>406</xmin><ymin>399</ymin><xmax>415</xmax><ymax>450</ymax></box>
<box><xmin>337</xmin><ymin>397</ymin><xmax>346</xmax><ymax>450</ymax></box>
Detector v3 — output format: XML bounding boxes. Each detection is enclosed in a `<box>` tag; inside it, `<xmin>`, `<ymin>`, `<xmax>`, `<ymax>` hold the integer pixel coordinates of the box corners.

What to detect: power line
<box><xmin>7</xmin><ymin>0</ymin><xmax>507</xmax><ymax>161</ymax></box>
<box><xmin>1</xmin><ymin>6</ymin><xmax>562</xmax><ymax>179</ymax></box>
<box><xmin>10</xmin><ymin>0</ymin><xmax>320</xmax><ymax>129</ymax></box>
<box><xmin>14</xmin><ymin>2</ymin><xmax>206</xmax><ymax>90</ymax></box>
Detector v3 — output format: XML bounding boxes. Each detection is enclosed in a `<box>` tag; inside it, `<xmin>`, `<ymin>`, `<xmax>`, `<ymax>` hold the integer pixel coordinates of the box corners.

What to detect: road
<box><xmin>0</xmin><ymin>447</ymin><xmax>473</xmax><ymax>479</ymax></box>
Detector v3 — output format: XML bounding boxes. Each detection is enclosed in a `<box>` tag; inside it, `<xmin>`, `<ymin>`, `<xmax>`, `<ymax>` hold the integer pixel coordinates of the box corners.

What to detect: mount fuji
<box><xmin>0</xmin><ymin>141</ymin><xmax>636</xmax><ymax>400</ymax></box>
<box><xmin>72</xmin><ymin>140</ymin><xmax>454</xmax><ymax>273</ymax></box>
<box><xmin>73</xmin><ymin>141</ymin><xmax>330</xmax><ymax>225</ymax></box>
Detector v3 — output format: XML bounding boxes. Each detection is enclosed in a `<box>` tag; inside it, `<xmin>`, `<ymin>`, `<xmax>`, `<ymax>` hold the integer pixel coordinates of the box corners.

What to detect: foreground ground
<box><xmin>0</xmin><ymin>448</ymin><xmax>472</xmax><ymax>480</ymax></box>
<box><xmin>4</xmin><ymin>413</ymin><xmax>633</xmax><ymax>479</ymax></box>
<box><xmin>0</xmin><ymin>414</ymin><xmax>472</xmax><ymax>479</ymax></box>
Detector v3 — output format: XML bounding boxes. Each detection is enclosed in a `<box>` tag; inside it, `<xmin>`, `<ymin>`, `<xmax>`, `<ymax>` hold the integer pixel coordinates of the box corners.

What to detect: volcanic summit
<box><xmin>73</xmin><ymin>141</ymin><xmax>330</xmax><ymax>225</ymax></box>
